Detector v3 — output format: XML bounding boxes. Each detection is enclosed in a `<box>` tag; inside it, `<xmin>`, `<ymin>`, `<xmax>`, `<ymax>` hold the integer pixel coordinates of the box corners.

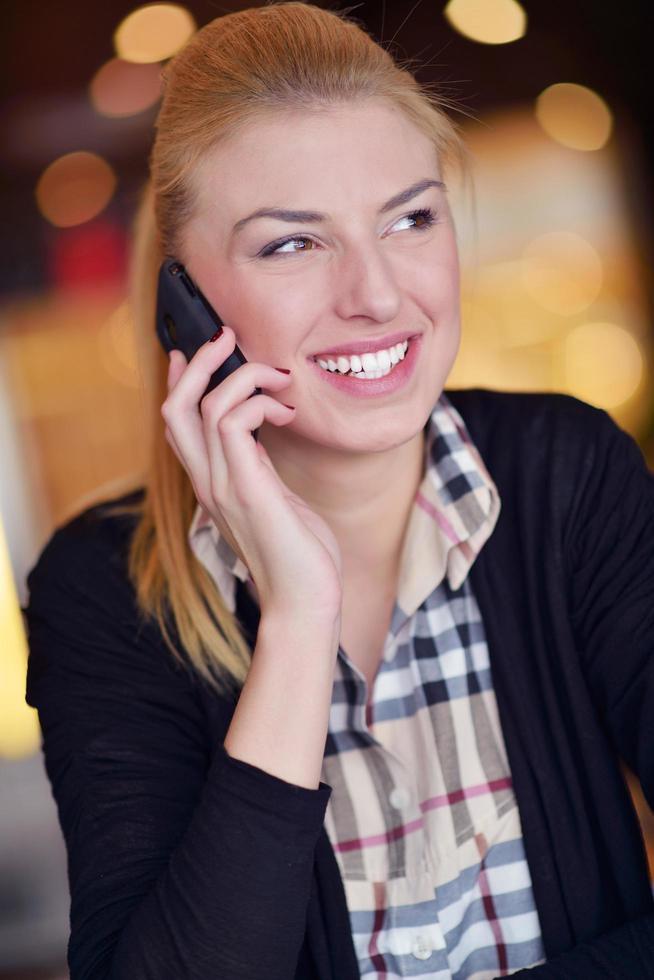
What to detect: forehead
<box><xmin>190</xmin><ymin>101</ymin><xmax>439</xmax><ymax>216</ymax></box>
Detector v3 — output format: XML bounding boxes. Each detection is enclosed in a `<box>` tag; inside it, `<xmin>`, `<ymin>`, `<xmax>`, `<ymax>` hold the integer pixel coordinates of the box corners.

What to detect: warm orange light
<box><xmin>444</xmin><ymin>0</ymin><xmax>526</xmax><ymax>45</ymax></box>
<box><xmin>114</xmin><ymin>3</ymin><xmax>196</xmax><ymax>63</ymax></box>
<box><xmin>521</xmin><ymin>232</ymin><xmax>603</xmax><ymax>316</ymax></box>
<box><xmin>535</xmin><ymin>83</ymin><xmax>613</xmax><ymax>151</ymax></box>
<box><xmin>35</xmin><ymin>152</ymin><xmax>117</xmax><ymax>228</ymax></box>
<box><xmin>563</xmin><ymin>321</ymin><xmax>643</xmax><ymax>408</ymax></box>
<box><xmin>90</xmin><ymin>58</ymin><xmax>162</xmax><ymax>117</ymax></box>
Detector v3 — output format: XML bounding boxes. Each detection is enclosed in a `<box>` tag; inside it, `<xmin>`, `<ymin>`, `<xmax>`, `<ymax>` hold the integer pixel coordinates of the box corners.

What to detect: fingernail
<box><xmin>275</xmin><ymin>367</ymin><xmax>291</xmax><ymax>374</ymax></box>
<box><xmin>210</xmin><ymin>328</ymin><xmax>223</xmax><ymax>342</ymax></box>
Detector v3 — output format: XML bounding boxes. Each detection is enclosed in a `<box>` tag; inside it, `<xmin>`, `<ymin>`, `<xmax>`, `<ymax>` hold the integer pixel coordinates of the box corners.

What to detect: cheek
<box><xmin>437</xmin><ymin>225</ymin><xmax>460</xmax><ymax>287</ymax></box>
<box><xmin>414</xmin><ymin>255</ymin><xmax>460</xmax><ymax>318</ymax></box>
<box><xmin>198</xmin><ymin>271</ymin><xmax>292</xmax><ymax>360</ymax></box>
<box><xmin>234</xmin><ymin>280</ymin><xmax>322</xmax><ymax>364</ymax></box>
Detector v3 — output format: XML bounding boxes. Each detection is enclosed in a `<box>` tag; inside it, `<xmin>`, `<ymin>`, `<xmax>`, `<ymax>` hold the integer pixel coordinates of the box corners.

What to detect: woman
<box><xmin>24</xmin><ymin>3</ymin><xmax>654</xmax><ymax>978</ymax></box>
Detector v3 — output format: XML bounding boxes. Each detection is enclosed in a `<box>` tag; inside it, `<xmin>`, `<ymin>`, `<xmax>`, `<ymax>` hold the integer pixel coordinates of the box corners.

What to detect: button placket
<box><xmin>389</xmin><ymin>786</ymin><xmax>411</xmax><ymax>810</ymax></box>
<box><xmin>411</xmin><ymin>934</ymin><xmax>433</xmax><ymax>960</ymax></box>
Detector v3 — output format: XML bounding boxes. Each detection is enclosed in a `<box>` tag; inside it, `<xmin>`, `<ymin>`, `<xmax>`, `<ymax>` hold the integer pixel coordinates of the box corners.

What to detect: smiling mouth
<box><xmin>311</xmin><ymin>338</ymin><xmax>411</xmax><ymax>379</ymax></box>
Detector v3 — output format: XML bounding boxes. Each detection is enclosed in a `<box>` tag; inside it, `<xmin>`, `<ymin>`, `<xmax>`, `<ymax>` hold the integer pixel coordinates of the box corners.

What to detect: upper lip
<box><xmin>310</xmin><ymin>330</ymin><xmax>420</xmax><ymax>359</ymax></box>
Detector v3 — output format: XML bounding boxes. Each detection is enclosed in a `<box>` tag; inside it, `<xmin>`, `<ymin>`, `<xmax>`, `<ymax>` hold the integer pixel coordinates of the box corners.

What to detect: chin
<box><xmin>313</xmin><ymin>412</ymin><xmax>428</xmax><ymax>454</ymax></box>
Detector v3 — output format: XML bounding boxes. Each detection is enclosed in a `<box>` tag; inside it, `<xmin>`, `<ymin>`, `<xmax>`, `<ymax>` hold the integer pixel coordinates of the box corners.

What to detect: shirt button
<box><xmin>389</xmin><ymin>786</ymin><xmax>410</xmax><ymax>810</ymax></box>
<box><xmin>411</xmin><ymin>934</ymin><xmax>432</xmax><ymax>960</ymax></box>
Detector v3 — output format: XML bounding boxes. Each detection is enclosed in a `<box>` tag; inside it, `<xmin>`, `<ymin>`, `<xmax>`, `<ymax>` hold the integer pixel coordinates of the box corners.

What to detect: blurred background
<box><xmin>1</xmin><ymin>0</ymin><xmax>653</xmax><ymax>975</ymax></box>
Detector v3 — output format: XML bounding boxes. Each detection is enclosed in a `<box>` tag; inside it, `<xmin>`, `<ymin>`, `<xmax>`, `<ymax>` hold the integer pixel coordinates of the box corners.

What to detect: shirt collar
<box><xmin>187</xmin><ymin>391</ymin><xmax>501</xmax><ymax>617</ymax></box>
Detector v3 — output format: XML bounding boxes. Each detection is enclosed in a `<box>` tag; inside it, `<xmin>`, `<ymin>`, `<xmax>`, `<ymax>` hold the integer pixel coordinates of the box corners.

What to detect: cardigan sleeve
<box><xmin>567</xmin><ymin>407</ymin><xmax>654</xmax><ymax>808</ymax></box>
<box><xmin>24</xmin><ymin>510</ymin><xmax>331</xmax><ymax>980</ymax></box>
<box><xmin>509</xmin><ymin>406</ymin><xmax>654</xmax><ymax>978</ymax></box>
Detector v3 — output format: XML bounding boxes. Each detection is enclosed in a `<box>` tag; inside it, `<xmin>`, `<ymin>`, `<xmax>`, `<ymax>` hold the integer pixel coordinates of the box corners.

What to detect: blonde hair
<box><xmin>101</xmin><ymin>1</ymin><xmax>472</xmax><ymax>697</ymax></box>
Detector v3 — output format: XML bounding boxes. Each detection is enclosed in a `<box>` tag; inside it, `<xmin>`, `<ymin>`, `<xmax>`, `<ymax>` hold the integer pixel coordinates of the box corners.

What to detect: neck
<box><xmin>258</xmin><ymin>422</ymin><xmax>426</xmax><ymax>581</ymax></box>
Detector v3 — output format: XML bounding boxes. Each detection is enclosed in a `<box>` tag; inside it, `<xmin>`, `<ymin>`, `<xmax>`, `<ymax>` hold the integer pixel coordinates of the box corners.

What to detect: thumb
<box><xmin>167</xmin><ymin>349</ymin><xmax>187</xmax><ymax>392</ymax></box>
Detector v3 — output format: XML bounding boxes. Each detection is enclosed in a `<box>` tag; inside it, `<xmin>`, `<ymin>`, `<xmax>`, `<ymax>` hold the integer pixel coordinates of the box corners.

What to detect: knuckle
<box><xmin>231</xmin><ymin>481</ymin><xmax>253</xmax><ymax>511</ymax></box>
<box><xmin>207</xmin><ymin>481</ymin><xmax>228</xmax><ymax>514</ymax></box>
<box><xmin>199</xmin><ymin>397</ymin><xmax>220</xmax><ymax>427</ymax></box>
<box><xmin>216</xmin><ymin>413</ymin><xmax>234</xmax><ymax>436</ymax></box>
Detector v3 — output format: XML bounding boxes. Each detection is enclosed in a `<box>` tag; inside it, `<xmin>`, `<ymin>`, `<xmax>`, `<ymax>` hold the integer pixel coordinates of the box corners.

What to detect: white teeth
<box><xmin>377</xmin><ymin>349</ymin><xmax>391</xmax><ymax>371</ymax></box>
<box><xmin>316</xmin><ymin>339</ymin><xmax>409</xmax><ymax>377</ymax></box>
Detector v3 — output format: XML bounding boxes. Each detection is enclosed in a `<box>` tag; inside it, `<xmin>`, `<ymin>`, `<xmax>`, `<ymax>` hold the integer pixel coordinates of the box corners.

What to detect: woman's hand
<box><xmin>162</xmin><ymin>326</ymin><xmax>343</xmax><ymax>624</ymax></box>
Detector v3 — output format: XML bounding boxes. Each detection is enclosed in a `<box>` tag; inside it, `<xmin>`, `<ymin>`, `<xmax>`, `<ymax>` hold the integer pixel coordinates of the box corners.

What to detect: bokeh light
<box><xmin>0</xmin><ymin>515</ymin><xmax>39</xmax><ymax>759</ymax></box>
<box><xmin>35</xmin><ymin>152</ymin><xmax>116</xmax><ymax>228</ymax></box>
<box><xmin>535</xmin><ymin>83</ymin><xmax>613</xmax><ymax>151</ymax></box>
<box><xmin>521</xmin><ymin>231</ymin><xmax>603</xmax><ymax>316</ymax></box>
<box><xmin>114</xmin><ymin>3</ymin><xmax>196</xmax><ymax>63</ymax></box>
<box><xmin>99</xmin><ymin>301</ymin><xmax>140</xmax><ymax>389</ymax></box>
<box><xmin>563</xmin><ymin>321</ymin><xmax>644</xmax><ymax>408</ymax></box>
<box><xmin>444</xmin><ymin>0</ymin><xmax>527</xmax><ymax>45</ymax></box>
<box><xmin>90</xmin><ymin>58</ymin><xmax>162</xmax><ymax>117</ymax></box>
<box><xmin>47</xmin><ymin>220</ymin><xmax>128</xmax><ymax>291</ymax></box>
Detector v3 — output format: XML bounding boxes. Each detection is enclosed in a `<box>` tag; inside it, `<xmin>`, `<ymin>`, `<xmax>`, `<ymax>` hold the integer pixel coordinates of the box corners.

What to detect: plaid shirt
<box><xmin>188</xmin><ymin>392</ymin><xmax>547</xmax><ymax>978</ymax></box>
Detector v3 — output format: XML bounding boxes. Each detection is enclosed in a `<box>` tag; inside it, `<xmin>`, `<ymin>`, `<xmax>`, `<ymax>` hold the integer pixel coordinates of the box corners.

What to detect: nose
<box><xmin>332</xmin><ymin>241</ymin><xmax>402</xmax><ymax>324</ymax></box>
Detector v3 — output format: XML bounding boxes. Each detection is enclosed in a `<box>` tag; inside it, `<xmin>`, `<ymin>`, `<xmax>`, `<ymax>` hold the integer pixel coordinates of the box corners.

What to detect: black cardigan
<box><xmin>24</xmin><ymin>388</ymin><xmax>654</xmax><ymax>979</ymax></box>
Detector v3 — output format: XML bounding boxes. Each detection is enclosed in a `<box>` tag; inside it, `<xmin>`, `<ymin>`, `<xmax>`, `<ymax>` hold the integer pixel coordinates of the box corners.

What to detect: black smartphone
<box><xmin>155</xmin><ymin>258</ymin><xmax>262</xmax><ymax>440</ymax></box>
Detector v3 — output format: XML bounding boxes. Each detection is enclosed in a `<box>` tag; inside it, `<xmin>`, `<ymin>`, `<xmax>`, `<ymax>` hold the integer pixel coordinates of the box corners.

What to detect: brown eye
<box><xmin>260</xmin><ymin>236</ymin><xmax>318</xmax><ymax>257</ymax></box>
<box><xmin>397</xmin><ymin>207</ymin><xmax>437</xmax><ymax>232</ymax></box>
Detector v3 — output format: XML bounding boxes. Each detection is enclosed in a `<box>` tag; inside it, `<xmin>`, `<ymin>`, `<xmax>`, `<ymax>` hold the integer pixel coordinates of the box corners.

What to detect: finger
<box><xmin>196</xmin><ymin>363</ymin><xmax>292</xmax><ymax>489</ymax></box>
<box><xmin>163</xmin><ymin>374</ymin><xmax>292</xmax><ymax>514</ymax></box>
<box><xmin>165</xmin><ymin>411</ymin><xmax>240</xmax><ymax>550</ymax></box>
<box><xmin>163</xmin><ymin>377</ymin><xmax>291</xmax><ymax>514</ymax></box>
<box><xmin>161</xmin><ymin>361</ymin><xmax>214</xmax><ymax>508</ymax></box>
<box><xmin>165</xmin><ymin>325</ymin><xmax>294</xmax><ymax>420</ymax></box>
<box><xmin>199</xmin><ymin>360</ymin><xmax>294</xmax><ymax>415</ymax></box>
<box><xmin>161</xmin><ymin>337</ymin><xmax>237</xmax><ymax>508</ymax></box>
<box><xmin>165</xmin><ymin>350</ymin><xmax>191</xmax><ymax>399</ymax></box>
<box><xmin>163</xmin><ymin>423</ymin><xmax>205</xmax><ymax>505</ymax></box>
<box><xmin>164</xmin><ymin>411</ymin><xmax>215</xmax><ymax>509</ymax></box>
<box><xmin>164</xmin><ymin>328</ymin><xmax>237</xmax><ymax>415</ymax></box>
<box><xmin>210</xmin><ymin>394</ymin><xmax>295</xmax><ymax>504</ymax></box>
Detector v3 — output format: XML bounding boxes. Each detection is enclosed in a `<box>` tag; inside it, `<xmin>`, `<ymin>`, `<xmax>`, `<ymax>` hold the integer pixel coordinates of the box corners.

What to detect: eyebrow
<box><xmin>231</xmin><ymin>178</ymin><xmax>446</xmax><ymax>236</ymax></box>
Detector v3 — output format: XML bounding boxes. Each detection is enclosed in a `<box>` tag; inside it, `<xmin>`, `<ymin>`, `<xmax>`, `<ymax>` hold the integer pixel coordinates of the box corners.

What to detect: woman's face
<box><xmin>183</xmin><ymin>99</ymin><xmax>461</xmax><ymax>454</ymax></box>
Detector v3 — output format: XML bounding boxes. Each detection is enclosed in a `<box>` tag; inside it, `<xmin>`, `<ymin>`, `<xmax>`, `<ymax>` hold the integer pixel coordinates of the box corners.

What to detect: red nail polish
<box><xmin>275</xmin><ymin>367</ymin><xmax>291</xmax><ymax>374</ymax></box>
<box><xmin>210</xmin><ymin>328</ymin><xmax>223</xmax><ymax>342</ymax></box>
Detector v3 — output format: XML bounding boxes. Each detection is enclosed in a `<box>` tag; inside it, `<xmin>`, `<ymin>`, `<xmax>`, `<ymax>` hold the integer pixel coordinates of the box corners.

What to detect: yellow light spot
<box><xmin>90</xmin><ymin>58</ymin><xmax>162</xmax><ymax>117</ymax></box>
<box><xmin>444</xmin><ymin>0</ymin><xmax>526</xmax><ymax>45</ymax></box>
<box><xmin>521</xmin><ymin>232</ymin><xmax>603</xmax><ymax>316</ymax></box>
<box><xmin>563</xmin><ymin>321</ymin><xmax>643</xmax><ymax>409</ymax></box>
<box><xmin>535</xmin><ymin>83</ymin><xmax>613</xmax><ymax>151</ymax></box>
<box><xmin>114</xmin><ymin>3</ymin><xmax>196</xmax><ymax>64</ymax></box>
<box><xmin>35</xmin><ymin>152</ymin><xmax>116</xmax><ymax>228</ymax></box>
<box><xmin>0</xmin><ymin>517</ymin><xmax>39</xmax><ymax>759</ymax></box>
